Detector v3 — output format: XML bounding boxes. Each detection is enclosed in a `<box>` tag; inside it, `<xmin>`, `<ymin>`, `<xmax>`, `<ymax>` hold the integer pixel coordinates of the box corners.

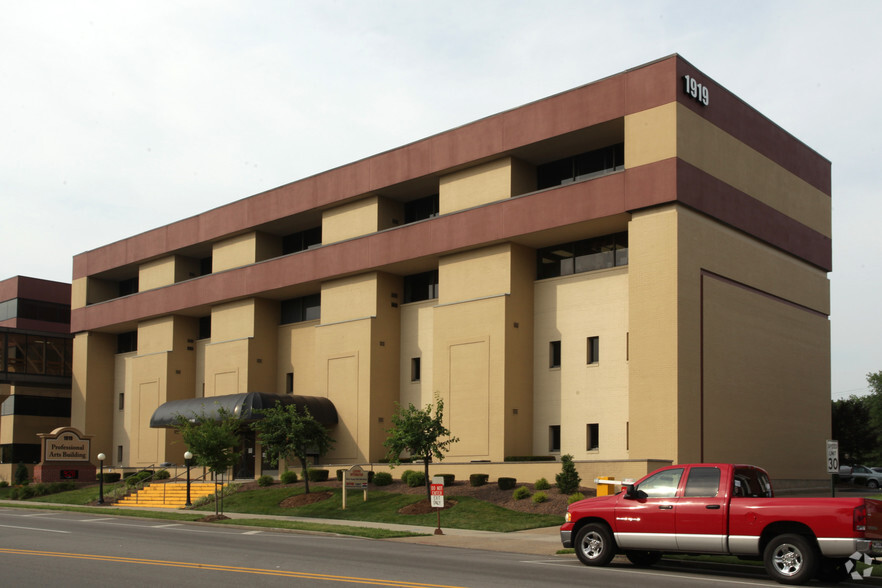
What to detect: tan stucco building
<box><xmin>70</xmin><ymin>55</ymin><xmax>831</xmax><ymax>486</ymax></box>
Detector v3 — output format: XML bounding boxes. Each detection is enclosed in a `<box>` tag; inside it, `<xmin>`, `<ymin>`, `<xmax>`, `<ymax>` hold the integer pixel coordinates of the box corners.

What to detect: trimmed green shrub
<box><xmin>336</xmin><ymin>469</ymin><xmax>345</xmax><ymax>481</ymax></box>
<box><xmin>400</xmin><ymin>469</ymin><xmax>418</xmax><ymax>484</ymax></box>
<box><xmin>497</xmin><ymin>477</ymin><xmax>517</xmax><ymax>490</ymax></box>
<box><xmin>125</xmin><ymin>470</ymin><xmax>154</xmax><ymax>487</ymax></box>
<box><xmin>307</xmin><ymin>469</ymin><xmax>329</xmax><ymax>482</ymax></box>
<box><xmin>373</xmin><ymin>472</ymin><xmax>393</xmax><ymax>486</ymax></box>
<box><xmin>406</xmin><ymin>471</ymin><xmax>426</xmax><ymax>488</ymax></box>
<box><xmin>0</xmin><ymin>480</ymin><xmax>8</xmax><ymax>488</ymax></box>
<box><xmin>438</xmin><ymin>473</ymin><xmax>455</xmax><ymax>486</ymax></box>
<box><xmin>17</xmin><ymin>485</ymin><xmax>36</xmax><ymax>499</ymax></box>
<box><xmin>532</xmin><ymin>491</ymin><xmax>548</xmax><ymax>504</ymax></box>
<box><xmin>98</xmin><ymin>473</ymin><xmax>121</xmax><ymax>483</ymax></box>
<box><xmin>14</xmin><ymin>463</ymin><xmax>28</xmax><ymax>485</ymax></box>
<box><xmin>469</xmin><ymin>473</ymin><xmax>489</xmax><ymax>487</ymax></box>
<box><xmin>257</xmin><ymin>475</ymin><xmax>274</xmax><ymax>487</ymax></box>
<box><xmin>568</xmin><ymin>492</ymin><xmax>585</xmax><ymax>504</ymax></box>
<box><xmin>555</xmin><ymin>454</ymin><xmax>581</xmax><ymax>494</ymax></box>
<box><xmin>154</xmin><ymin>469</ymin><xmax>170</xmax><ymax>480</ymax></box>
<box><xmin>535</xmin><ymin>477</ymin><xmax>551</xmax><ymax>490</ymax></box>
<box><xmin>280</xmin><ymin>470</ymin><xmax>298</xmax><ymax>484</ymax></box>
<box><xmin>513</xmin><ymin>486</ymin><xmax>531</xmax><ymax>500</ymax></box>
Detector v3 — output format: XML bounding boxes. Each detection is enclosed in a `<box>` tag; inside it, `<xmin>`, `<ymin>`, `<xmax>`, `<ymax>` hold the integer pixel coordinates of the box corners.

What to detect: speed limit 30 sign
<box><xmin>826</xmin><ymin>440</ymin><xmax>839</xmax><ymax>474</ymax></box>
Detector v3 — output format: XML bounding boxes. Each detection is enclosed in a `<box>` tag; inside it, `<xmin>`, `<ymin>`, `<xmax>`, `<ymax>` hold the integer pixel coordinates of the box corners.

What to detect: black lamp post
<box><xmin>97</xmin><ymin>453</ymin><xmax>106</xmax><ymax>505</ymax></box>
<box><xmin>184</xmin><ymin>451</ymin><xmax>193</xmax><ymax>507</ymax></box>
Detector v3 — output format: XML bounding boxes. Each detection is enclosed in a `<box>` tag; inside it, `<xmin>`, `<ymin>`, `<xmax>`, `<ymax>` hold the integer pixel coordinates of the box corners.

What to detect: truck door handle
<box><xmin>659</xmin><ymin>505</ymin><xmax>673</xmax><ymax>510</ymax></box>
<box><xmin>706</xmin><ymin>505</ymin><xmax>721</xmax><ymax>510</ymax></box>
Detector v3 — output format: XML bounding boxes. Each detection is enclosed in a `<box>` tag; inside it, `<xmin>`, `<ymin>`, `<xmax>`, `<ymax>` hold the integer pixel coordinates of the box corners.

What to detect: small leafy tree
<box><xmin>174</xmin><ymin>408</ymin><xmax>241</xmax><ymax>515</ymax></box>
<box><xmin>556</xmin><ymin>453</ymin><xmax>581</xmax><ymax>494</ymax></box>
<box><xmin>384</xmin><ymin>397</ymin><xmax>459</xmax><ymax>500</ymax></box>
<box><xmin>250</xmin><ymin>403</ymin><xmax>334</xmax><ymax>495</ymax></box>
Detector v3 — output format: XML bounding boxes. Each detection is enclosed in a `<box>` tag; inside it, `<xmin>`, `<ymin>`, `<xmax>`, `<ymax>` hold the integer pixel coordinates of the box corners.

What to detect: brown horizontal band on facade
<box><xmin>675</xmin><ymin>160</ymin><xmax>831</xmax><ymax>271</ymax></box>
<box><xmin>674</xmin><ymin>57</ymin><xmax>830</xmax><ymax>196</ymax></box>
<box><xmin>73</xmin><ymin>59</ymin><xmax>684</xmax><ymax>280</ymax></box>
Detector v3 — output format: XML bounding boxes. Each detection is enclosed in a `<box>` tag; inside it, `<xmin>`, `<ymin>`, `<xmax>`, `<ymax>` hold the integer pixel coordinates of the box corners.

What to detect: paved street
<box><xmin>0</xmin><ymin>506</ymin><xmax>790</xmax><ymax>587</ymax></box>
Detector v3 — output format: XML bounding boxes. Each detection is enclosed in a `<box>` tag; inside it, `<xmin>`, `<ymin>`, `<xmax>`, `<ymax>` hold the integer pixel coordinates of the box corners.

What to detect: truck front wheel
<box><xmin>574</xmin><ymin>523</ymin><xmax>616</xmax><ymax>566</ymax></box>
<box><xmin>763</xmin><ymin>534</ymin><xmax>818</xmax><ymax>585</ymax></box>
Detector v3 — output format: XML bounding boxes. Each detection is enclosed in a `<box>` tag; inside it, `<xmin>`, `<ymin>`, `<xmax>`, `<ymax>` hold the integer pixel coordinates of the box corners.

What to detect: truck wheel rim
<box><xmin>580</xmin><ymin>531</ymin><xmax>604</xmax><ymax>559</ymax></box>
<box><xmin>771</xmin><ymin>543</ymin><xmax>803</xmax><ymax>576</ymax></box>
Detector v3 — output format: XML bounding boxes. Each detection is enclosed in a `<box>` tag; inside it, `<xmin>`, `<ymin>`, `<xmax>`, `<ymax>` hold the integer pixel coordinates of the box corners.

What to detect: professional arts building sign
<box><xmin>40</xmin><ymin>427</ymin><xmax>91</xmax><ymax>462</ymax></box>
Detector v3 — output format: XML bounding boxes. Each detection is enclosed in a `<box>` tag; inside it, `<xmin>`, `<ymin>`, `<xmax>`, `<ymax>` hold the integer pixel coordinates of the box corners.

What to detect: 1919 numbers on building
<box><xmin>683</xmin><ymin>74</ymin><xmax>709</xmax><ymax>106</ymax></box>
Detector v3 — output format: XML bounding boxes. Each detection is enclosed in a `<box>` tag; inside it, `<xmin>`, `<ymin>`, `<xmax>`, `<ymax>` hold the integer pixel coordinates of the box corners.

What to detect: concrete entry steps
<box><xmin>115</xmin><ymin>482</ymin><xmax>224</xmax><ymax>509</ymax></box>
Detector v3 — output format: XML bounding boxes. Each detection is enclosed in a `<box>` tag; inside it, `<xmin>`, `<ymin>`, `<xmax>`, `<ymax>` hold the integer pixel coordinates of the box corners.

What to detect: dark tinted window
<box><xmin>117</xmin><ymin>331</ymin><xmax>137</xmax><ymax>354</ymax></box>
<box><xmin>1</xmin><ymin>395</ymin><xmax>71</xmax><ymax>417</ymax></box>
<box><xmin>281</xmin><ymin>294</ymin><xmax>321</xmax><ymax>324</ymax></box>
<box><xmin>0</xmin><ymin>443</ymin><xmax>41</xmax><ymax>464</ymax></box>
<box><xmin>404</xmin><ymin>194</ymin><xmax>439</xmax><ymax>224</ymax></box>
<box><xmin>684</xmin><ymin>467</ymin><xmax>721</xmax><ymax>497</ymax></box>
<box><xmin>537</xmin><ymin>143</ymin><xmax>624</xmax><ymax>189</ymax></box>
<box><xmin>403</xmin><ymin>270</ymin><xmax>438</xmax><ymax>303</ymax></box>
<box><xmin>538</xmin><ymin>232</ymin><xmax>628</xmax><ymax>279</ymax></box>
<box><xmin>282</xmin><ymin>227</ymin><xmax>322</xmax><ymax>254</ymax></box>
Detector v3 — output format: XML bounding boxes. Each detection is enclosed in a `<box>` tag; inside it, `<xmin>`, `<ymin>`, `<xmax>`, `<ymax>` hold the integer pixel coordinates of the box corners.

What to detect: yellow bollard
<box><xmin>596</xmin><ymin>475</ymin><xmax>613</xmax><ymax>496</ymax></box>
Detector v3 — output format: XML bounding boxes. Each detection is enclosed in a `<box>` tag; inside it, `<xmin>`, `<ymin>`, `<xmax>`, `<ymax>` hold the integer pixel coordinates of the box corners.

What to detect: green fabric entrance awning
<box><xmin>149</xmin><ymin>392</ymin><xmax>338</xmax><ymax>428</ymax></box>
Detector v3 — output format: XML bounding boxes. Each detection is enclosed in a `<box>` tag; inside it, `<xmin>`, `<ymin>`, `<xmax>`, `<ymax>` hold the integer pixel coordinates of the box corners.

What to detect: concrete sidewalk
<box><xmin>196</xmin><ymin>508</ymin><xmax>564</xmax><ymax>556</ymax></box>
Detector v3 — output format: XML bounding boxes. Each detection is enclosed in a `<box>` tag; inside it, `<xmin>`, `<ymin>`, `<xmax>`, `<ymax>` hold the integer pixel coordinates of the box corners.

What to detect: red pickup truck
<box><xmin>561</xmin><ymin>463</ymin><xmax>882</xmax><ymax>584</ymax></box>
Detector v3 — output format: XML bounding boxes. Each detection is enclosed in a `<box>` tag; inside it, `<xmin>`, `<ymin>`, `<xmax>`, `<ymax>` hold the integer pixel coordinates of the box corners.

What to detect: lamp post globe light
<box><xmin>97</xmin><ymin>453</ymin><xmax>106</xmax><ymax>505</ymax></box>
<box><xmin>184</xmin><ymin>451</ymin><xmax>193</xmax><ymax>507</ymax></box>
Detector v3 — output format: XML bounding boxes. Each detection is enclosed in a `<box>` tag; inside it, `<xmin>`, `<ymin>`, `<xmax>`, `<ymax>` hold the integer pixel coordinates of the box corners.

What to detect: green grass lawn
<box><xmin>198</xmin><ymin>485</ymin><xmax>563</xmax><ymax>532</ymax></box>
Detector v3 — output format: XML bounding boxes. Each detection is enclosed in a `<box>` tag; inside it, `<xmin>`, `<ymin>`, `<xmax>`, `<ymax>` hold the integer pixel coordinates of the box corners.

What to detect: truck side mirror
<box><xmin>624</xmin><ymin>484</ymin><xmax>646</xmax><ymax>500</ymax></box>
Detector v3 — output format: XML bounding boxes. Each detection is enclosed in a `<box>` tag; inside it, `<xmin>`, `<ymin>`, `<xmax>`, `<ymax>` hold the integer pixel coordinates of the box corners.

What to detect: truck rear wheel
<box><xmin>763</xmin><ymin>533</ymin><xmax>818</xmax><ymax>585</ymax></box>
<box><xmin>574</xmin><ymin>523</ymin><xmax>616</xmax><ymax>566</ymax></box>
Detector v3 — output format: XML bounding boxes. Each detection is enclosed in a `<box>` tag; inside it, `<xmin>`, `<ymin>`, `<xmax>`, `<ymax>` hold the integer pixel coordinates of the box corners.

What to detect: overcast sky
<box><xmin>2</xmin><ymin>1</ymin><xmax>879</xmax><ymax>399</ymax></box>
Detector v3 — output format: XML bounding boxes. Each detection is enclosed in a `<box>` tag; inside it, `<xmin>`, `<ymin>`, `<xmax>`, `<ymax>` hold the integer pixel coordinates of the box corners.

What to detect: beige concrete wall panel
<box><xmin>203</xmin><ymin>338</ymin><xmax>249</xmax><ymax>397</ymax></box>
<box><xmin>249</xmin><ymin>298</ymin><xmax>280</xmax><ymax>394</ymax></box>
<box><xmin>448</xmin><ymin>340</ymin><xmax>490</xmax><ymax>456</ymax></box>
<box><xmin>137</xmin><ymin>380</ymin><xmax>161</xmax><ymax>463</ymax></box>
<box><xmin>433</xmin><ymin>297</ymin><xmax>506</xmax><ymax>460</ymax></box>
<box><xmin>137</xmin><ymin>316</ymin><xmax>175</xmax><ymax>355</ymax></box>
<box><xmin>4</xmin><ymin>415</ymin><xmax>70</xmax><ymax>444</ymax></box>
<box><xmin>321</xmin><ymin>273</ymin><xmax>379</xmax><ymax>324</ymax></box>
<box><xmin>399</xmin><ymin>301</ymin><xmax>435</xmax><ymax>409</ymax></box>
<box><xmin>377</xmin><ymin>198</ymin><xmax>404</xmax><ymax>232</ymax></box>
<box><xmin>677</xmin><ymin>105</ymin><xmax>830</xmax><ymax>237</ymax></box>
<box><xmin>439</xmin><ymin>244</ymin><xmax>513</xmax><ymax>304</ymax></box>
<box><xmin>211</xmin><ymin>299</ymin><xmax>256</xmax><ymax>342</ymax></box>
<box><xmin>71</xmin><ymin>277</ymin><xmax>87</xmax><ymax>310</ymax></box>
<box><xmin>627</xmin><ymin>208</ymin><xmax>681</xmax><ymax>462</ymax></box>
<box><xmin>113</xmin><ymin>352</ymin><xmax>132</xmax><ymax>466</ymax></box>
<box><xmin>278</xmin><ymin>321</ymin><xmax>318</xmax><ymax>397</ymax></box>
<box><xmin>677</xmin><ymin>160</ymin><xmax>831</xmax><ymax>272</ymax></box>
<box><xmin>674</xmin><ymin>58</ymin><xmax>830</xmax><ymax>195</ymax></box>
<box><xmin>326</xmin><ymin>353</ymin><xmax>360</xmax><ymax>461</ymax></box>
<box><xmin>502</xmin><ymin>245</ymin><xmax>535</xmax><ymax>457</ymax></box>
<box><xmin>368</xmin><ymin>273</ymin><xmax>403</xmax><ymax>460</ymax></box>
<box><xmin>679</xmin><ymin>206</ymin><xmax>829</xmax><ymax>320</ymax></box>
<box><xmin>85</xmin><ymin>277</ymin><xmax>117</xmax><ymax>306</ymax></box>
<box><xmin>212</xmin><ymin>232</ymin><xmax>259</xmax><ymax>273</ymax></box>
<box><xmin>625</xmin><ymin>103</ymin><xmax>677</xmax><ymax>169</ymax></box>
<box><xmin>439</xmin><ymin>158</ymin><xmax>516</xmax><ymax>214</ymax></box>
<box><xmin>71</xmin><ymin>332</ymin><xmax>115</xmax><ymax>457</ymax></box>
<box><xmin>701</xmin><ymin>275</ymin><xmax>830</xmax><ymax>479</ymax></box>
<box><xmin>534</xmin><ymin>269</ymin><xmax>630</xmax><ymax>459</ymax></box>
<box><xmin>139</xmin><ymin>256</ymin><xmax>177</xmax><ymax>291</ymax></box>
<box><xmin>322</xmin><ymin>197</ymin><xmax>381</xmax><ymax>244</ymax></box>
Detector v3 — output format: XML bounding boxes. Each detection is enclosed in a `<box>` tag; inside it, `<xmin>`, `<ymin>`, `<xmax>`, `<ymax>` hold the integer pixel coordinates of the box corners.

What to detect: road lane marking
<box><xmin>0</xmin><ymin>524</ymin><xmax>71</xmax><ymax>534</ymax></box>
<box><xmin>242</xmin><ymin>530</ymin><xmax>261</xmax><ymax>535</ymax></box>
<box><xmin>0</xmin><ymin>548</ymin><xmax>467</xmax><ymax>587</ymax></box>
<box><xmin>150</xmin><ymin>524</ymin><xmax>182</xmax><ymax>528</ymax></box>
<box><xmin>79</xmin><ymin>518</ymin><xmax>115</xmax><ymax>522</ymax></box>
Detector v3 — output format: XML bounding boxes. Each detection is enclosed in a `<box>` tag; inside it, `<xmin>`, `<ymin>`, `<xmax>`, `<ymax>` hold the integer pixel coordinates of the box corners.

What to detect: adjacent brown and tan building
<box><xmin>70</xmin><ymin>55</ymin><xmax>832</xmax><ymax>486</ymax></box>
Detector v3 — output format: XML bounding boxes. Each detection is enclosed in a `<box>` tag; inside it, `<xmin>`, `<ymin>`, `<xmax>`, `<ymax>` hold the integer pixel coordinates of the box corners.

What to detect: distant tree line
<box><xmin>832</xmin><ymin>370</ymin><xmax>882</xmax><ymax>465</ymax></box>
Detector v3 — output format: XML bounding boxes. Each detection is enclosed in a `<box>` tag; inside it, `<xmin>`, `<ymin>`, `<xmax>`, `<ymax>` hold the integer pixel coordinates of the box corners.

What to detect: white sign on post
<box><xmin>430</xmin><ymin>475</ymin><xmax>444</xmax><ymax>508</ymax></box>
<box><xmin>826</xmin><ymin>440</ymin><xmax>839</xmax><ymax>474</ymax></box>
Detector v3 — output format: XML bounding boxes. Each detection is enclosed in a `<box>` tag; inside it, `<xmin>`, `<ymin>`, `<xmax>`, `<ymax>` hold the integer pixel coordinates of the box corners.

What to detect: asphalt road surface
<box><xmin>0</xmin><ymin>507</ymin><xmax>782</xmax><ymax>587</ymax></box>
